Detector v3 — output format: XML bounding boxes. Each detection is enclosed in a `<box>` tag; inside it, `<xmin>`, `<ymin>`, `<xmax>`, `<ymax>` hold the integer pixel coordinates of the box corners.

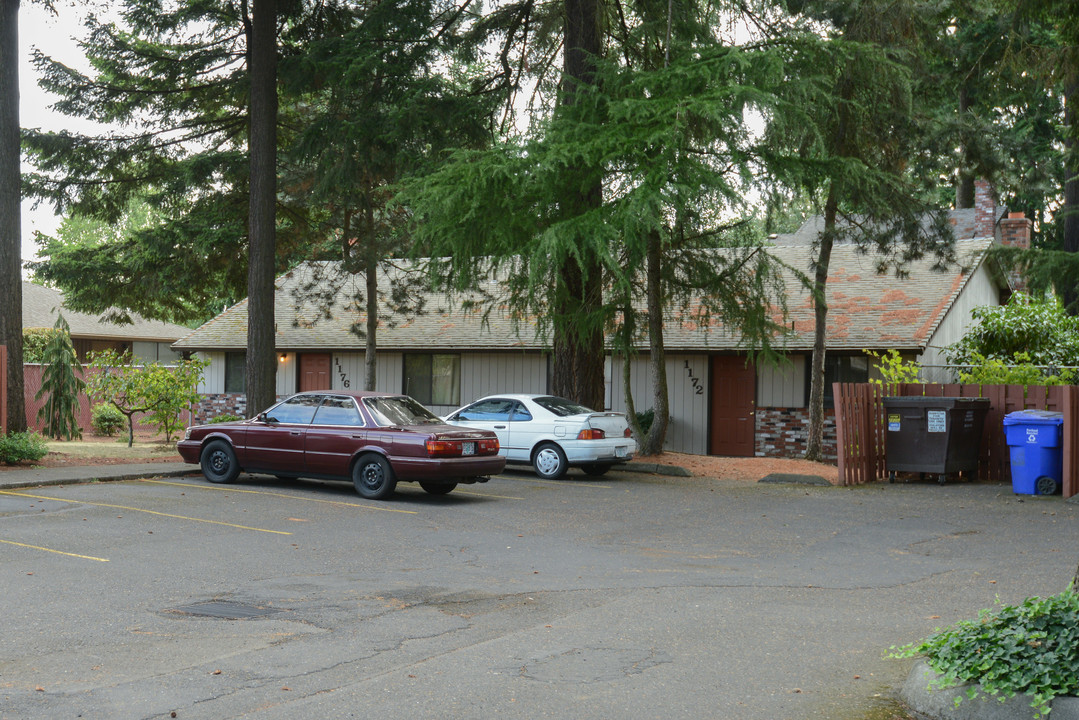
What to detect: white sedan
<box><xmin>444</xmin><ymin>394</ymin><xmax>637</xmax><ymax>479</ymax></box>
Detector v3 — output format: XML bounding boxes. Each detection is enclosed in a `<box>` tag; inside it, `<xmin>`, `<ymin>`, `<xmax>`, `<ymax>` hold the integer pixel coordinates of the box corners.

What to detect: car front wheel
<box><xmin>532</xmin><ymin>442</ymin><xmax>568</xmax><ymax>480</ymax></box>
<box><xmin>200</xmin><ymin>440</ymin><xmax>240</xmax><ymax>484</ymax></box>
<box><xmin>353</xmin><ymin>454</ymin><xmax>397</xmax><ymax>500</ymax></box>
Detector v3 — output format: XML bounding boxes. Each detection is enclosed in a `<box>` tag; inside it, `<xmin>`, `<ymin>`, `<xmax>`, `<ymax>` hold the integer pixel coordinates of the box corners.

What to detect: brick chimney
<box><xmin>974</xmin><ymin>179</ymin><xmax>996</xmax><ymax>238</ymax></box>
<box><xmin>1000</xmin><ymin>211</ymin><xmax>1031</xmax><ymax>249</ymax></box>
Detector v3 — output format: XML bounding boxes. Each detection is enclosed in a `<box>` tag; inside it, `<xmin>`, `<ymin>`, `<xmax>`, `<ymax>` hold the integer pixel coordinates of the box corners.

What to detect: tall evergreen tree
<box><xmin>770</xmin><ymin>0</ymin><xmax>958</xmax><ymax>461</ymax></box>
<box><xmin>0</xmin><ymin>0</ymin><xmax>26</xmax><ymax>433</ymax></box>
<box><xmin>23</xmin><ymin>0</ymin><xmax>347</xmax><ymax>411</ymax></box>
<box><xmin>279</xmin><ymin>0</ymin><xmax>495</xmax><ymax>390</ymax></box>
<box><xmin>34</xmin><ymin>313</ymin><xmax>84</xmax><ymax>440</ymax></box>
<box><xmin>247</xmin><ymin>0</ymin><xmax>278</xmax><ymax>416</ymax></box>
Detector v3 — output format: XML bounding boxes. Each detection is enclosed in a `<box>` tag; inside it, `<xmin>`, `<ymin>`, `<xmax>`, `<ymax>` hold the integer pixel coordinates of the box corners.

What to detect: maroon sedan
<box><xmin>177</xmin><ymin>391</ymin><xmax>506</xmax><ymax>499</ymax></box>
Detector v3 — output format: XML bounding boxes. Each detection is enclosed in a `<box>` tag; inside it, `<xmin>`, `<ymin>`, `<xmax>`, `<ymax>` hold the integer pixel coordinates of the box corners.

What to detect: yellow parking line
<box><xmin>0</xmin><ymin>490</ymin><xmax>291</xmax><ymax>535</ymax></box>
<box><xmin>141</xmin><ymin>480</ymin><xmax>418</xmax><ymax>514</ymax></box>
<box><xmin>0</xmin><ymin>538</ymin><xmax>108</xmax><ymax>562</ymax></box>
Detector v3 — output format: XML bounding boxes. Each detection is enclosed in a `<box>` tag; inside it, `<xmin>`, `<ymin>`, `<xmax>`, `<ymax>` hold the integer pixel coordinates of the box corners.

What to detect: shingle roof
<box><xmin>23</xmin><ymin>282</ymin><xmax>193</xmax><ymax>341</ymax></box>
<box><xmin>660</xmin><ymin>238</ymin><xmax>992</xmax><ymax>351</ymax></box>
<box><xmin>174</xmin><ymin>238</ymin><xmax>996</xmax><ymax>354</ymax></box>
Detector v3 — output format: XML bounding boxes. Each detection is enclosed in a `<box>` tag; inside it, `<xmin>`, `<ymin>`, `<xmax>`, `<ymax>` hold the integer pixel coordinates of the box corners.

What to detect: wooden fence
<box><xmin>834</xmin><ymin>382</ymin><xmax>1079</xmax><ymax>498</ymax></box>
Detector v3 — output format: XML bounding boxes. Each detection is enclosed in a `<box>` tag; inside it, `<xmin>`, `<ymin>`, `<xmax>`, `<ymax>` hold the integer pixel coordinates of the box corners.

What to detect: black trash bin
<box><xmin>883</xmin><ymin>396</ymin><xmax>990</xmax><ymax>484</ymax></box>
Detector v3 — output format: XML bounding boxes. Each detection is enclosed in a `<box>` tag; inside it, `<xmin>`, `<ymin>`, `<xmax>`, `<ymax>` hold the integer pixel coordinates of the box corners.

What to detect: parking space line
<box><xmin>0</xmin><ymin>490</ymin><xmax>292</xmax><ymax>535</ymax></box>
<box><xmin>141</xmin><ymin>480</ymin><xmax>418</xmax><ymax>513</ymax></box>
<box><xmin>0</xmin><ymin>538</ymin><xmax>109</xmax><ymax>562</ymax></box>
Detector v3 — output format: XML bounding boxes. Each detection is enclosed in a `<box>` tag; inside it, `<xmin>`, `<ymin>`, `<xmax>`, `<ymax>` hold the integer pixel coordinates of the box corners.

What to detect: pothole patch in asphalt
<box><xmin>165</xmin><ymin>600</ymin><xmax>283</xmax><ymax>620</ymax></box>
<box><xmin>514</xmin><ymin>647</ymin><xmax>671</xmax><ymax>683</ymax></box>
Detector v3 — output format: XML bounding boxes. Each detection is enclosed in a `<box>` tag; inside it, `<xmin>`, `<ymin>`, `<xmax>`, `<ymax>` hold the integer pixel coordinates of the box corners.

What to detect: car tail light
<box><xmin>577</xmin><ymin>428</ymin><xmax>606</xmax><ymax>440</ymax></box>
<box><xmin>624</xmin><ymin>428</ymin><xmax>632</xmax><ymax>438</ymax></box>
<box><xmin>426</xmin><ymin>439</ymin><xmax>461</xmax><ymax>457</ymax></box>
<box><xmin>426</xmin><ymin>438</ymin><xmax>501</xmax><ymax>457</ymax></box>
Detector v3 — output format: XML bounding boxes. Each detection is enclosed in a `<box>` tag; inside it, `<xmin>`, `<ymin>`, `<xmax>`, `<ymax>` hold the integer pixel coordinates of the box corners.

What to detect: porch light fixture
<box><xmin>279</xmin><ymin>353</ymin><xmax>287</xmax><ymax>363</ymax></box>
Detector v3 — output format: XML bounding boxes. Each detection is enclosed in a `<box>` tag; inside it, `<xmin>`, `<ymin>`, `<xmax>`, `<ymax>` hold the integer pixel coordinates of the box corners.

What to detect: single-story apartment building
<box><xmin>24</xmin><ymin>281</ymin><xmax>190</xmax><ymax>364</ymax></box>
<box><xmin>174</xmin><ymin>188</ymin><xmax>1028</xmax><ymax>459</ymax></box>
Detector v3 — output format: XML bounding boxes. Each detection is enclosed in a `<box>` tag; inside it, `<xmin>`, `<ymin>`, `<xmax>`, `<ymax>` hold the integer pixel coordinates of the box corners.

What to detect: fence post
<box><xmin>1065</xmin><ymin>386</ymin><xmax>1078</xmax><ymax>500</ymax></box>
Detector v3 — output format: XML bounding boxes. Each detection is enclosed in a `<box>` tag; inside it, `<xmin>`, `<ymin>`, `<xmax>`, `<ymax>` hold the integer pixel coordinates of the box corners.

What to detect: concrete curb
<box><xmin>621</xmin><ymin>463</ymin><xmax>693</xmax><ymax>477</ymax></box>
<box><xmin>0</xmin><ymin>464</ymin><xmax>196</xmax><ymax>491</ymax></box>
<box><xmin>757</xmin><ymin>472</ymin><xmax>832</xmax><ymax>486</ymax></box>
<box><xmin>901</xmin><ymin>660</ymin><xmax>1079</xmax><ymax>720</ymax></box>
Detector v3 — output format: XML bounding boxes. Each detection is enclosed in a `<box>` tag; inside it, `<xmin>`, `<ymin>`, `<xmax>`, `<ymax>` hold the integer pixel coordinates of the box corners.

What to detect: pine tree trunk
<box><xmin>1063</xmin><ymin>82</ymin><xmax>1079</xmax><ymax>313</ymax></box>
<box><xmin>956</xmin><ymin>84</ymin><xmax>975</xmax><ymax>210</ymax></box>
<box><xmin>805</xmin><ymin>187</ymin><xmax>837</xmax><ymax>462</ymax></box>
<box><xmin>642</xmin><ymin>230</ymin><xmax>669</xmax><ymax>456</ymax></box>
<box><xmin>244</xmin><ymin>0</ymin><xmax>278</xmax><ymax>417</ymax></box>
<box><xmin>364</xmin><ymin>212</ymin><xmax>377</xmax><ymax>391</ymax></box>
<box><xmin>551</xmin><ymin>261</ymin><xmax>605</xmax><ymax>410</ymax></box>
<box><xmin>550</xmin><ymin>0</ymin><xmax>605</xmax><ymax>411</ymax></box>
<box><xmin>0</xmin><ymin>0</ymin><xmax>26</xmax><ymax>434</ymax></box>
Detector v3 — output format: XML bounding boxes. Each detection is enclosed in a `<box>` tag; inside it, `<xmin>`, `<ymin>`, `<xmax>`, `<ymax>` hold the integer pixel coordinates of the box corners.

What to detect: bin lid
<box><xmin>1002</xmin><ymin>409</ymin><xmax>1064</xmax><ymax>426</ymax></box>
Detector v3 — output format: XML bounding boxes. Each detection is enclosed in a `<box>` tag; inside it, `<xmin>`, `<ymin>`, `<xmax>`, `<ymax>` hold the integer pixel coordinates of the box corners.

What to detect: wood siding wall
<box><xmin>757</xmin><ymin>356</ymin><xmax>805</xmax><ymax>408</ymax></box>
<box><xmin>609</xmin><ymin>354</ymin><xmax>710</xmax><ymax>455</ymax></box>
<box><xmin>920</xmin><ymin>264</ymin><xmax>1000</xmax><ymax>383</ymax></box>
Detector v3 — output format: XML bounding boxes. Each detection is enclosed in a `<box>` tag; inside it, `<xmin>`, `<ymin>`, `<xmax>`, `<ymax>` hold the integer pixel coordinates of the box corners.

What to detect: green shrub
<box><xmin>865</xmin><ymin>348</ymin><xmax>923</xmax><ymax>389</ymax></box>
<box><xmin>91</xmin><ymin>403</ymin><xmax>125</xmax><ymax>437</ymax></box>
<box><xmin>891</xmin><ymin>589</ymin><xmax>1079</xmax><ymax>717</ymax></box>
<box><xmin>22</xmin><ymin>327</ymin><xmax>62</xmax><ymax>364</ymax></box>
<box><xmin>208</xmin><ymin>414</ymin><xmax>243</xmax><ymax>424</ymax></box>
<box><xmin>956</xmin><ymin>352</ymin><xmax>1075</xmax><ymax>387</ymax></box>
<box><xmin>0</xmin><ymin>432</ymin><xmax>50</xmax><ymax>465</ymax></box>
<box><xmin>635</xmin><ymin>408</ymin><xmax>655</xmax><ymax>434</ymax></box>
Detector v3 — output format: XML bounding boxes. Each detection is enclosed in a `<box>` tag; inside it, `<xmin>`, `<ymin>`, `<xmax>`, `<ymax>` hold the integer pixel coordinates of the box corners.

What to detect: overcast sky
<box><xmin>19</xmin><ymin>3</ymin><xmax>105</xmax><ymax>269</ymax></box>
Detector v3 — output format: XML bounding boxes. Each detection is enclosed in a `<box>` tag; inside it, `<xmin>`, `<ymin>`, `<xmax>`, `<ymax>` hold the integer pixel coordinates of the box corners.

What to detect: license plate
<box><xmin>462</xmin><ymin>442</ymin><xmax>476</xmax><ymax>456</ymax></box>
<box><xmin>615</xmin><ymin>446</ymin><xmax>627</xmax><ymax>458</ymax></box>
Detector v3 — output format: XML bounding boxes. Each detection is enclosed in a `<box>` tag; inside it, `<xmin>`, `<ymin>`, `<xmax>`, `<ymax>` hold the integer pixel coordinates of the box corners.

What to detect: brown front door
<box><xmin>300</xmin><ymin>353</ymin><xmax>332</xmax><ymax>391</ymax></box>
<box><xmin>709</xmin><ymin>355</ymin><xmax>756</xmax><ymax>456</ymax></box>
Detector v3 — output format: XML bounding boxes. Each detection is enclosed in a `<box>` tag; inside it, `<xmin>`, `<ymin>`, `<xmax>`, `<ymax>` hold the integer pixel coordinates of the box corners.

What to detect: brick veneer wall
<box><xmin>193</xmin><ymin>394</ymin><xmax>252</xmax><ymax>423</ymax></box>
<box><xmin>755</xmin><ymin>407</ymin><xmax>837</xmax><ymax>460</ymax></box>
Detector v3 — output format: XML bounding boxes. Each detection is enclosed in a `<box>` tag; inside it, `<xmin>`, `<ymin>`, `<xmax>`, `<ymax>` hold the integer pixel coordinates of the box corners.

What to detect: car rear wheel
<box><xmin>582</xmin><ymin>464</ymin><xmax>612</xmax><ymax>477</ymax></box>
<box><xmin>533</xmin><ymin>442</ymin><xmax>568</xmax><ymax>480</ymax></box>
<box><xmin>419</xmin><ymin>481</ymin><xmax>457</xmax><ymax>495</ymax></box>
<box><xmin>200</xmin><ymin>440</ymin><xmax>240</xmax><ymax>484</ymax></box>
<box><xmin>353</xmin><ymin>454</ymin><xmax>397</xmax><ymax>500</ymax></box>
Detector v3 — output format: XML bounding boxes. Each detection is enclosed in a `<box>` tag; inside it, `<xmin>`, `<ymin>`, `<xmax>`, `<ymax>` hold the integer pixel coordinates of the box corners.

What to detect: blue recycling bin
<box><xmin>1002</xmin><ymin>410</ymin><xmax>1064</xmax><ymax>495</ymax></box>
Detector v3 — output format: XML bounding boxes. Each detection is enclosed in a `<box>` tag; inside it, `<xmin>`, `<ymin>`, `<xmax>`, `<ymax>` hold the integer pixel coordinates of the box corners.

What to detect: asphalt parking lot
<box><xmin>1</xmin><ymin>467</ymin><xmax>1077</xmax><ymax>720</ymax></box>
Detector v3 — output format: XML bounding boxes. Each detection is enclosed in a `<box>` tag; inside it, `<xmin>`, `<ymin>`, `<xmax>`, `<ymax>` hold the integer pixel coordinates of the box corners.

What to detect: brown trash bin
<box><xmin>883</xmin><ymin>396</ymin><xmax>990</xmax><ymax>484</ymax></box>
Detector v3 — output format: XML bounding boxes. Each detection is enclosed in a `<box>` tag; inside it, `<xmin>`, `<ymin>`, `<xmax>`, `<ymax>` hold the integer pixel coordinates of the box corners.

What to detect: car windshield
<box><xmin>364</xmin><ymin>395</ymin><xmax>442</xmax><ymax>426</ymax></box>
<box><xmin>533</xmin><ymin>396</ymin><xmax>594</xmax><ymax>417</ymax></box>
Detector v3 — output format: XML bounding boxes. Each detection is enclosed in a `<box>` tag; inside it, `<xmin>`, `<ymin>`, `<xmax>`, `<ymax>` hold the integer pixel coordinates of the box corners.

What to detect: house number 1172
<box><xmin>684</xmin><ymin>360</ymin><xmax>703</xmax><ymax>395</ymax></box>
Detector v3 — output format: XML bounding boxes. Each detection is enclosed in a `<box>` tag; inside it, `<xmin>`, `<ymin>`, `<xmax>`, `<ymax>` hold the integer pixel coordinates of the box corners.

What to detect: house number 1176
<box><xmin>335</xmin><ymin>357</ymin><xmax>351</xmax><ymax>389</ymax></box>
<box><xmin>684</xmin><ymin>360</ymin><xmax>703</xmax><ymax>395</ymax></box>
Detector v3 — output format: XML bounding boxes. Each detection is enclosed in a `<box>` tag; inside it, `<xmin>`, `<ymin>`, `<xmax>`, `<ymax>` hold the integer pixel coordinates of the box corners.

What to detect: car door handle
<box><xmin>290</xmin><ymin>430</ymin><xmax>303</xmax><ymax>436</ymax></box>
<box><xmin>494</xmin><ymin>425</ymin><xmax>506</xmax><ymax>429</ymax></box>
